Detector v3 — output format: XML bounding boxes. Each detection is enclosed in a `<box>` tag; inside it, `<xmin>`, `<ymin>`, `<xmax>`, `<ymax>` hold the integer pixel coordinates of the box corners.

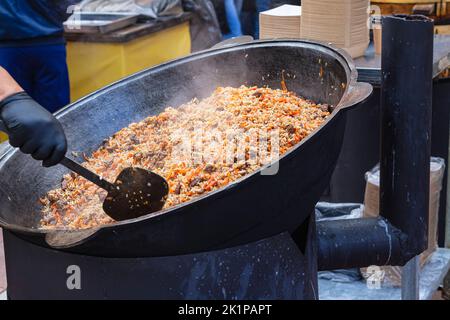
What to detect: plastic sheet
<box><xmin>77</xmin><ymin>0</ymin><xmax>183</xmax><ymax>18</ymax></box>
<box><xmin>318</xmin><ymin>269</ymin><xmax>362</xmax><ymax>283</ymax></box>
<box><xmin>315</xmin><ymin>202</ymin><xmax>363</xmax><ymax>221</ymax></box>
<box><xmin>319</xmin><ymin>248</ymin><xmax>450</xmax><ymax>300</ymax></box>
<box><xmin>75</xmin><ymin>0</ymin><xmax>223</xmax><ymax>51</ymax></box>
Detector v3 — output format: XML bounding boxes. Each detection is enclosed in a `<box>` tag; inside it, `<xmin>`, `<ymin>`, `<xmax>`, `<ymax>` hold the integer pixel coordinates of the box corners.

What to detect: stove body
<box><xmin>3</xmin><ymin>215</ymin><xmax>318</xmax><ymax>300</ymax></box>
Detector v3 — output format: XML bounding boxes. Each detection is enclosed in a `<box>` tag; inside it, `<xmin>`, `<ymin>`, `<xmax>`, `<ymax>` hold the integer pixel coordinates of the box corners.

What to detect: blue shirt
<box><xmin>0</xmin><ymin>0</ymin><xmax>66</xmax><ymax>45</ymax></box>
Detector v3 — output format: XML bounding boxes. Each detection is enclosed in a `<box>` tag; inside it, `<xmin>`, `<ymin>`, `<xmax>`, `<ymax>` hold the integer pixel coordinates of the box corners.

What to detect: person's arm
<box><xmin>0</xmin><ymin>67</ymin><xmax>67</xmax><ymax>167</ymax></box>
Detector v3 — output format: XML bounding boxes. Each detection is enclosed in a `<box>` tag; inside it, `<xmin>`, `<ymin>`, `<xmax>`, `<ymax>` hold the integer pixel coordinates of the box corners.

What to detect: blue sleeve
<box><xmin>224</xmin><ymin>0</ymin><xmax>243</xmax><ymax>38</ymax></box>
<box><xmin>0</xmin><ymin>0</ymin><xmax>64</xmax><ymax>40</ymax></box>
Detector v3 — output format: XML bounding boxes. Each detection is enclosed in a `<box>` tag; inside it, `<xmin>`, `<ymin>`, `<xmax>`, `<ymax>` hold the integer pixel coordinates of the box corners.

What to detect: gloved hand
<box><xmin>0</xmin><ymin>92</ymin><xmax>67</xmax><ymax>167</ymax></box>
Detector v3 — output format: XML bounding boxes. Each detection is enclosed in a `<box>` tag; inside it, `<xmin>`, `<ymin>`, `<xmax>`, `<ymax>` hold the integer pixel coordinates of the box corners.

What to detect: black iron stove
<box><xmin>3</xmin><ymin>215</ymin><xmax>317</xmax><ymax>299</ymax></box>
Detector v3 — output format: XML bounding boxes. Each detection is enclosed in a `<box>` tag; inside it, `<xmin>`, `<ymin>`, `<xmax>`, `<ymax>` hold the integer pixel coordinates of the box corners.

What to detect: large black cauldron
<box><xmin>0</xmin><ymin>40</ymin><xmax>372</xmax><ymax>257</ymax></box>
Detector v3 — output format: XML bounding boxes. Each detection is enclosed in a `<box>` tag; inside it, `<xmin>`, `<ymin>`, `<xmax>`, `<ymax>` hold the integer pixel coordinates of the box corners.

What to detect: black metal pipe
<box><xmin>380</xmin><ymin>15</ymin><xmax>434</xmax><ymax>258</ymax></box>
<box><xmin>317</xmin><ymin>218</ymin><xmax>409</xmax><ymax>270</ymax></box>
<box><xmin>316</xmin><ymin>15</ymin><xmax>434</xmax><ymax>271</ymax></box>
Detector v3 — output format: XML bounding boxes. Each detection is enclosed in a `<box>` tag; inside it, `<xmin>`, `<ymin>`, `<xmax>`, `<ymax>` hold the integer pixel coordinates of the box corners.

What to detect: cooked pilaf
<box><xmin>40</xmin><ymin>85</ymin><xmax>331</xmax><ymax>229</ymax></box>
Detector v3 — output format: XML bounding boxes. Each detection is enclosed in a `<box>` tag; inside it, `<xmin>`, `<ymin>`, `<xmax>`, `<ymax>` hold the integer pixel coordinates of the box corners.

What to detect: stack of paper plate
<box><xmin>259</xmin><ymin>5</ymin><xmax>302</xmax><ymax>39</ymax></box>
<box><xmin>300</xmin><ymin>0</ymin><xmax>369</xmax><ymax>58</ymax></box>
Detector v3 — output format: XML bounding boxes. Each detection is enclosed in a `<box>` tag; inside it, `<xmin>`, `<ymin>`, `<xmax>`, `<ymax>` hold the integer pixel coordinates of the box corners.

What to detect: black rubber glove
<box><xmin>0</xmin><ymin>92</ymin><xmax>67</xmax><ymax>167</ymax></box>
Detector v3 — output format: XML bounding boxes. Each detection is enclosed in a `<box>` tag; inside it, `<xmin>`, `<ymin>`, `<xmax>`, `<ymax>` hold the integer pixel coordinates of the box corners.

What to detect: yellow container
<box><xmin>66</xmin><ymin>22</ymin><xmax>191</xmax><ymax>101</ymax></box>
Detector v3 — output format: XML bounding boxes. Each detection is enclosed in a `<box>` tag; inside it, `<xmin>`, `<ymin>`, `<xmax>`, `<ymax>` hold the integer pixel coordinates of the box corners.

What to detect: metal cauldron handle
<box><xmin>336</xmin><ymin>82</ymin><xmax>373</xmax><ymax>110</ymax></box>
<box><xmin>211</xmin><ymin>38</ymin><xmax>373</xmax><ymax>111</ymax></box>
<box><xmin>45</xmin><ymin>228</ymin><xmax>100</xmax><ymax>249</ymax></box>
